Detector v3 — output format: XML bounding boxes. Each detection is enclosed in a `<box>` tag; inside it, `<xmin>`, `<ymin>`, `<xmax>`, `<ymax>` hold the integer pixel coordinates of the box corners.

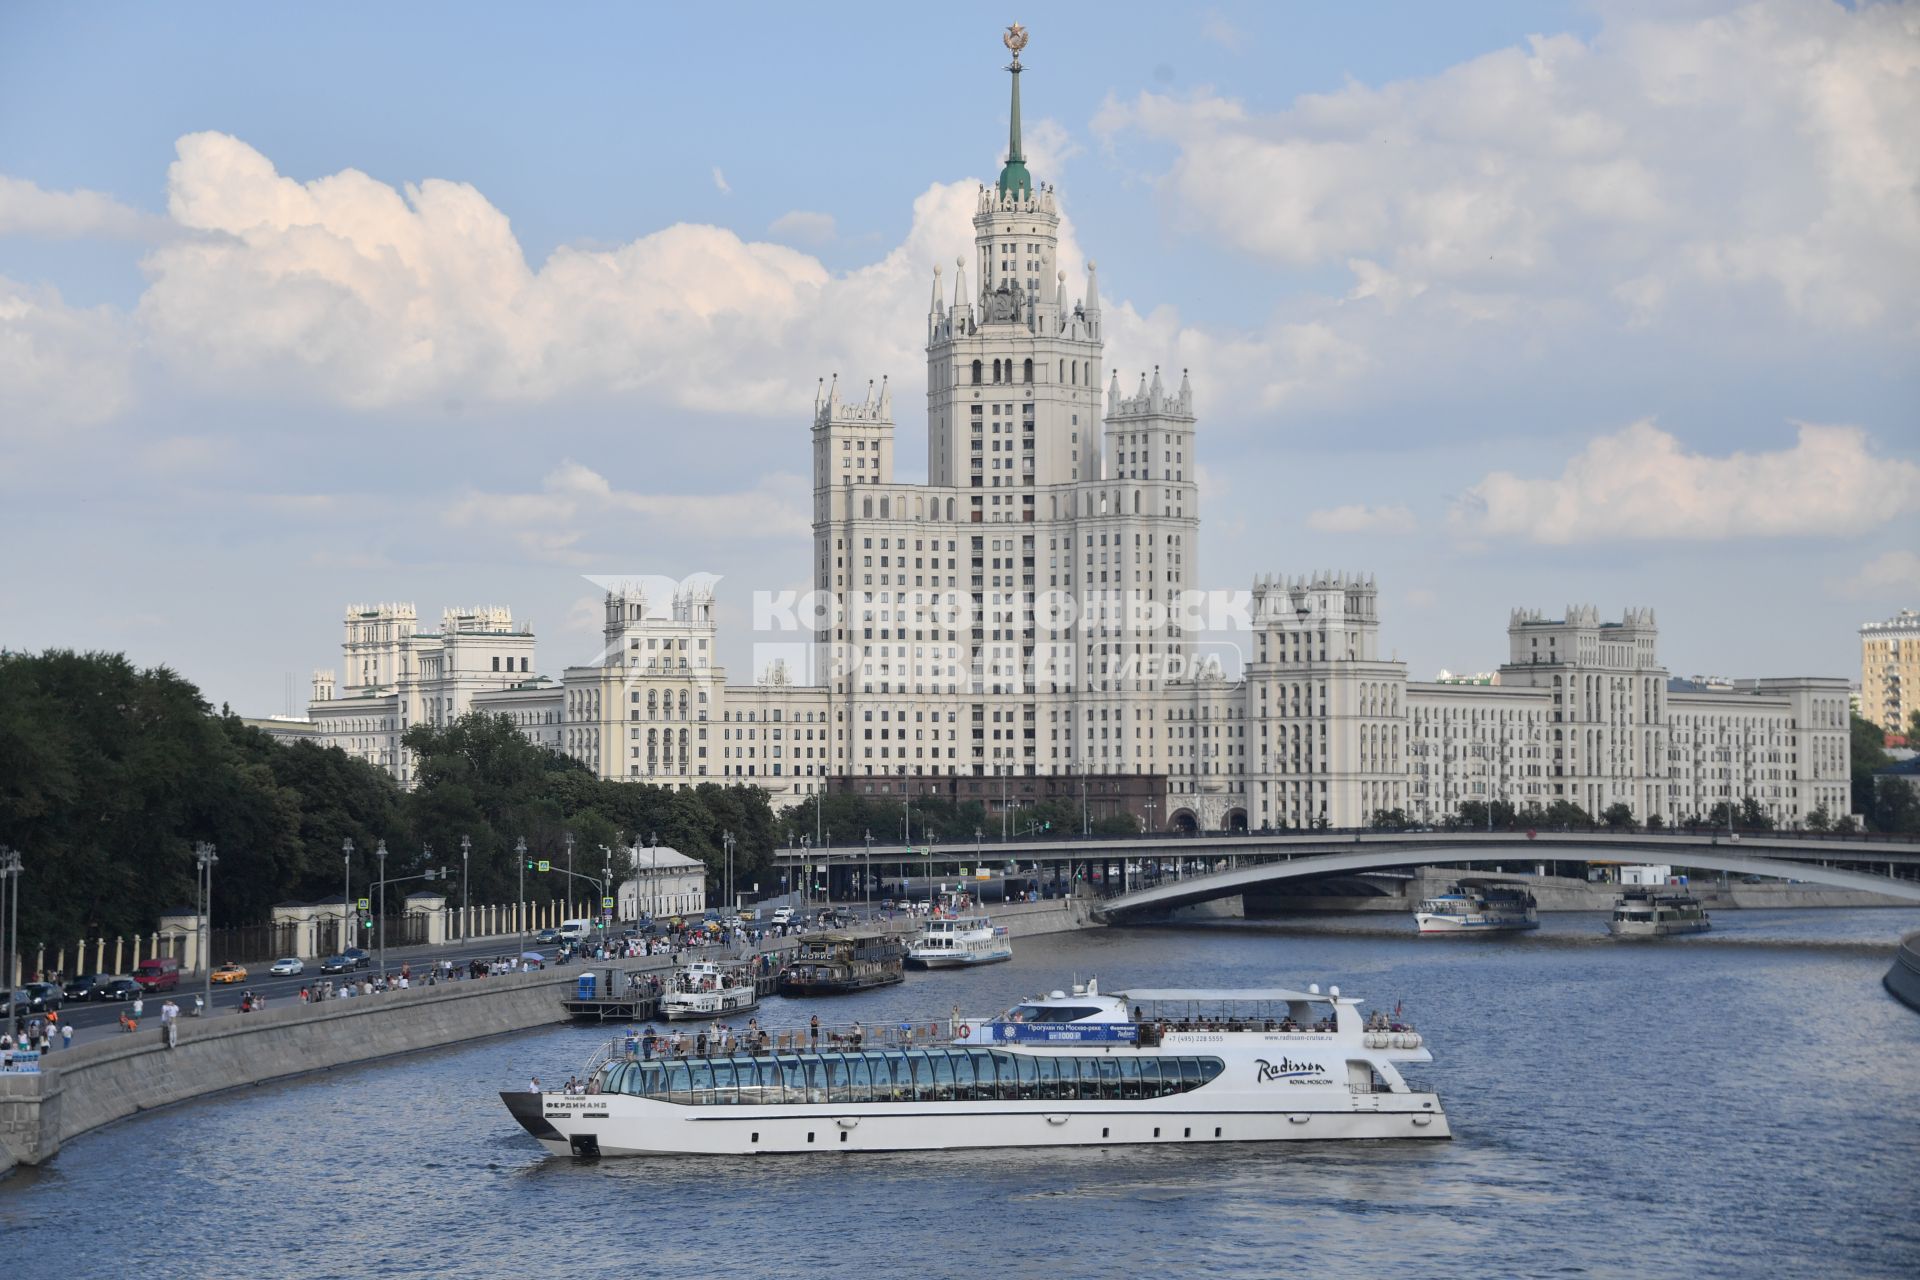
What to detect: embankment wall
<box><xmin>0</xmin><ymin>967</ymin><xmax>573</xmax><ymax>1172</ymax></box>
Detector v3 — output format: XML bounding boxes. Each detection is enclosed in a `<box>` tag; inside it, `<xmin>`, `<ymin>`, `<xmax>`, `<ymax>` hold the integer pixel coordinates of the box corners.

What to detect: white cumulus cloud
<box><xmin>1306</xmin><ymin>503</ymin><xmax>1416</xmax><ymax>534</ymax></box>
<box><xmin>0</xmin><ymin>175</ymin><xmax>166</xmax><ymax>240</ymax></box>
<box><xmin>0</xmin><ymin>277</ymin><xmax>134</xmax><ymax>431</ymax></box>
<box><xmin>1094</xmin><ymin>1</ymin><xmax>1920</xmax><ymax>332</ymax></box>
<box><xmin>711</xmin><ymin>167</ymin><xmax>731</xmax><ymax>194</ymax></box>
<box><xmin>1838</xmin><ymin>549</ymin><xmax>1920</xmax><ymax>600</ymax></box>
<box><xmin>1451</xmin><ymin>420</ymin><xmax>1920</xmax><ymax>544</ymax></box>
<box><xmin>769</xmin><ymin>210</ymin><xmax>836</xmax><ymax>246</ymax></box>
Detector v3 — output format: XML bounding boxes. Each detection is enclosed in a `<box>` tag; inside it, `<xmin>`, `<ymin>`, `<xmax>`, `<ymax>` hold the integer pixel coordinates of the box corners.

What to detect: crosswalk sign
<box><xmin>537</xmin><ymin>859</ymin><xmax>551</xmax><ymax>872</ymax></box>
<box><xmin>601</xmin><ymin>896</ymin><xmax>615</xmax><ymax>909</ymax></box>
<box><xmin>356</xmin><ymin>897</ymin><xmax>369</xmax><ymax>911</ymax></box>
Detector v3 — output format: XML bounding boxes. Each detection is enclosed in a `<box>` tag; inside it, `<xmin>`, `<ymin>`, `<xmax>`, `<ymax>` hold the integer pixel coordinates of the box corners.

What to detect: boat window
<box><xmin>1006</xmin><ymin>1004</ymin><xmax>1101</xmax><ymax>1023</ymax></box>
<box><xmin>1118</xmin><ymin>1056</ymin><xmax>1145</xmax><ymax>1100</ymax></box>
<box><xmin>777</xmin><ymin>1055</ymin><xmax>805</xmax><ymax>1104</ymax></box>
<box><xmin>1138</xmin><ymin>1057</ymin><xmax>1163</xmax><ymax>1098</ymax></box>
<box><xmin>1096</xmin><ymin>1057</ymin><xmax>1123</xmax><ymax>1100</ymax></box>
<box><xmin>1014</xmin><ymin>1052</ymin><xmax>1038</xmax><ymax>1098</ymax></box>
<box><xmin>846</xmin><ymin>1053</ymin><xmax>872</xmax><ymax>1104</ymax></box>
<box><xmin>687</xmin><ymin>1059</ymin><xmax>715</xmax><ymax>1100</ymax></box>
<box><xmin>824</xmin><ymin>1054</ymin><xmax>850</xmax><ymax>1104</ymax></box>
<box><xmin>951</xmin><ymin>1049</ymin><xmax>977</xmax><ymax>1099</ymax></box>
<box><xmin>665</xmin><ymin>1061</ymin><xmax>692</xmax><ymax>1106</ymax></box>
<box><xmin>932</xmin><ymin>1051</ymin><xmax>958</xmax><ymax>1101</ymax></box>
<box><xmin>709</xmin><ymin>1057</ymin><xmax>736</xmax><ymax>1105</ymax></box>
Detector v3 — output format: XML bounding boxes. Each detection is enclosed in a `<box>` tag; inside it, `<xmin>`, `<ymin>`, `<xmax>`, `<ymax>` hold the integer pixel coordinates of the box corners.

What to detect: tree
<box><xmin>1370</xmin><ymin>807</ymin><xmax>1409</xmax><ymax>830</ymax></box>
<box><xmin>1738</xmin><ymin>796</ymin><xmax>1775</xmax><ymax>832</ymax></box>
<box><xmin>1803</xmin><ymin>803</ymin><xmax>1831</xmax><ymax>833</ymax></box>
<box><xmin>1850</xmin><ymin>712</ymin><xmax>1891</xmax><ymax>817</ymax></box>
<box><xmin>1600</xmin><ymin>802</ymin><xmax>1635</xmax><ymax>829</ymax></box>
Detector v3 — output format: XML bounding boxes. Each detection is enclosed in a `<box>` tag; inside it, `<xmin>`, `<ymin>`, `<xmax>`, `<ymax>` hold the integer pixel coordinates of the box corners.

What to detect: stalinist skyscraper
<box><xmin>811</xmin><ymin>22</ymin><xmax>1201</xmax><ymax>785</ymax></box>
<box><xmin>311</xmin><ymin>25</ymin><xmax>1850</xmax><ymax>834</ymax></box>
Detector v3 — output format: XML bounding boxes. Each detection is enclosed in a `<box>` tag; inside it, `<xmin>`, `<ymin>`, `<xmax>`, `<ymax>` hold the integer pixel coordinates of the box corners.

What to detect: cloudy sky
<box><xmin>2</xmin><ymin>0</ymin><xmax>1915</xmax><ymax>713</ymax></box>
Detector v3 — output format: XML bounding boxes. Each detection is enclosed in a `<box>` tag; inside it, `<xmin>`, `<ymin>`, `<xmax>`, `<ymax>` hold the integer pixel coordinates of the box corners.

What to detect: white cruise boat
<box><xmin>905</xmin><ymin>915</ymin><xmax>1013</xmax><ymax>968</ymax></box>
<box><xmin>502</xmin><ymin>979</ymin><xmax>1450</xmax><ymax>1157</ymax></box>
<box><xmin>658</xmin><ymin>961</ymin><xmax>760</xmax><ymax>1021</ymax></box>
<box><xmin>1414</xmin><ymin>880</ymin><xmax>1539</xmax><ymax>934</ymax></box>
<box><xmin>1607</xmin><ymin>889</ymin><xmax>1711</xmax><ymax>938</ymax></box>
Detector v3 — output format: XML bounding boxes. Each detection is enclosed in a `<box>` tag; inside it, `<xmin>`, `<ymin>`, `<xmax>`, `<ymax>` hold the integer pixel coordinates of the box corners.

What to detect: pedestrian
<box><xmin>809</xmin><ymin>1013</ymin><xmax>820</xmax><ymax>1047</ymax></box>
<box><xmin>527</xmin><ymin>1075</ymin><xmax>541</xmax><ymax>1093</ymax></box>
<box><xmin>60</xmin><ymin>1023</ymin><xmax>72</xmax><ymax>1051</ymax></box>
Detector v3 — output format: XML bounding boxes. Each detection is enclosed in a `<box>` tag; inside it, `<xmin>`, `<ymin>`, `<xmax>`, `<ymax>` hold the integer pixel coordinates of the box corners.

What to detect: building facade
<box><xmin>305</xmin><ymin>37</ymin><xmax>1850</xmax><ymax>830</ymax></box>
<box><xmin>1860</xmin><ymin>609</ymin><xmax>1920</xmax><ymax>737</ymax></box>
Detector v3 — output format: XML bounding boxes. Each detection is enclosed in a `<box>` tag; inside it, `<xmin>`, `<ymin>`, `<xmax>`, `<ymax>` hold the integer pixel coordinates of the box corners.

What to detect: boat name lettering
<box><xmin>1255</xmin><ymin>1057</ymin><xmax>1328</xmax><ymax>1083</ymax></box>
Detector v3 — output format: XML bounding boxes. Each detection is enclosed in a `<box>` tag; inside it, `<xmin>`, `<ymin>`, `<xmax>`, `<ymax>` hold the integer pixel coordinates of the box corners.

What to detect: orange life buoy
<box><xmin>955</xmin><ymin>1023</ymin><xmax>972</xmax><ymax>1038</ymax></box>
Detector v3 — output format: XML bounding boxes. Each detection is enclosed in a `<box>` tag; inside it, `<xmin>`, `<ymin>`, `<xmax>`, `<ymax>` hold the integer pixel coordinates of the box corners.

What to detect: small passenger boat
<box><xmin>905</xmin><ymin>915</ymin><xmax>1012</xmax><ymax>968</ymax></box>
<box><xmin>1607</xmin><ymin>889</ymin><xmax>1710</xmax><ymax>937</ymax></box>
<box><xmin>659</xmin><ymin>960</ymin><xmax>760</xmax><ymax>1020</ymax></box>
<box><xmin>502</xmin><ymin>978</ymin><xmax>1451</xmax><ymax>1157</ymax></box>
<box><xmin>1414</xmin><ymin>880</ymin><xmax>1539</xmax><ymax>934</ymax></box>
<box><xmin>775</xmin><ymin>933</ymin><xmax>905</xmax><ymax>996</ymax></box>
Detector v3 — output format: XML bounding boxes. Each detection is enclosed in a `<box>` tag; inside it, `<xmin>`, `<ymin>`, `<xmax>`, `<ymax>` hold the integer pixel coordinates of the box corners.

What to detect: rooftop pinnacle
<box><xmin>998</xmin><ymin>22</ymin><xmax>1032</xmax><ymax>199</ymax></box>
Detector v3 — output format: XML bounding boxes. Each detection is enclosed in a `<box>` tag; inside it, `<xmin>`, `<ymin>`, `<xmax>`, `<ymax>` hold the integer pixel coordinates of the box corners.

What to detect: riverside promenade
<box><xmin>0</xmin><ymin>895</ymin><xmax>1096</xmax><ymax>1174</ymax></box>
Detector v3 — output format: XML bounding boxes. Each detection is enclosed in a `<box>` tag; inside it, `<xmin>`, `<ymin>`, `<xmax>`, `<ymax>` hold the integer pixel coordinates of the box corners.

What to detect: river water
<box><xmin>5</xmin><ymin>910</ymin><xmax>1918</xmax><ymax>1279</ymax></box>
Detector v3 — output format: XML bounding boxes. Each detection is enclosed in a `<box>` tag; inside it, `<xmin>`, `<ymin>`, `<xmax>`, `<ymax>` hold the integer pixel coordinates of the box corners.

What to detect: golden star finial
<box><xmin>1004</xmin><ymin>22</ymin><xmax>1028</xmax><ymax>63</ymax></box>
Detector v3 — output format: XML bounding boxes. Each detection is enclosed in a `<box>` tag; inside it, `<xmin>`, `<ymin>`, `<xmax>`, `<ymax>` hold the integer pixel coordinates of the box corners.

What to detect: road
<box><xmin>18</xmin><ymin>932</ymin><xmax>605</xmax><ymax>1049</ymax></box>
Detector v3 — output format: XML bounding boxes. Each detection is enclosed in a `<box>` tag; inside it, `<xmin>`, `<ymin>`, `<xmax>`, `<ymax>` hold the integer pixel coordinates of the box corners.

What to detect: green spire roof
<box><xmin>998</xmin><ymin>58</ymin><xmax>1031</xmax><ymax>199</ymax></box>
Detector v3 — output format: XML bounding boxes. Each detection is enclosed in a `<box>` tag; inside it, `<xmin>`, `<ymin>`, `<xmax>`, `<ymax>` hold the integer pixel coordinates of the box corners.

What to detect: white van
<box><xmin>557</xmin><ymin>919</ymin><xmax>594</xmax><ymax>943</ymax></box>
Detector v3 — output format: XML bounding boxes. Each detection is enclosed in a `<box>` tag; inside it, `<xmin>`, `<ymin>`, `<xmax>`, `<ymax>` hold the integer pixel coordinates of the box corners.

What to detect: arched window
<box><xmin>880</xmin><ymin>497</ymin><xmax>891</xmax><ymax>518</ymax></box>
<box><xmin>1059</xmin><ymin>359</ymin><xmax>1065</xmax><ymax>382</ymax></box>
<box><xmin>862</xmin><ymin>496</ymin><xmax>873</xmax><ymax>518</ymax></box>
<box><xmin>971</xmin><ymin>359</ymin><xmax>982</xmax><ymax>385</ymax></box>
<box><xmin>1071</xmin><ymin>362</ymin><xmax>1077</xmax><ymax>385</ymax></box>
<box><xmin>945</xmin><ymin>497</ymin><xmax>955</xmax><ymax>521</ymax></box>
<box><xmin>1023</xmin><ymin>358</ymin><xmax>1033</xmax><ymax>384</ymax></box>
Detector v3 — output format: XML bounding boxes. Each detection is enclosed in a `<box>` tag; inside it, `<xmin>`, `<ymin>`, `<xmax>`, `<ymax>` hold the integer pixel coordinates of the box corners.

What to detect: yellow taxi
<box><xmin>210</xmin><ymin>963</ymin><xmax>248</xmax><ymax>984</ymax></box>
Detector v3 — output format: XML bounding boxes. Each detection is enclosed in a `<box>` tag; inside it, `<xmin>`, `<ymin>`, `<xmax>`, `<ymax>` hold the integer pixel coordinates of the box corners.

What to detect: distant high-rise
<box><xmin>1860</xmin><ymin>609</ymin><xmax>1920</xmax><ymax>736</ymax></box>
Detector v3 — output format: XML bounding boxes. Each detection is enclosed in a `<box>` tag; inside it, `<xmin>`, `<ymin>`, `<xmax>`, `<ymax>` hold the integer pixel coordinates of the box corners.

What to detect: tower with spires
<box><xmin>811</xmin><ymin>24</ymin><xmax>1197</xmax><ymax>781</ymax></box>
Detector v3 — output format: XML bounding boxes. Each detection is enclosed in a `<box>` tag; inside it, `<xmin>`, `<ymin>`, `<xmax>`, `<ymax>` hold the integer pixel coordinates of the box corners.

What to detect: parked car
<box><xmin>770</xmin><ymin>907</ymin><xmax>796</xmax><ymax>926</ymax></box>
<box><xmin>22</xmin><ymin>981</ymin><xmax>63</xmax><ymax>1012</ymax></box>
<box><xmin>63</xmin><ymin>973</ymin><xmax>109</xmax><ymax>1002</ymax></box>
<box><xmin>318</xmin><ymin>955</ymin><xmax>352</xmax><ymax>974</ymax></box>
<box><xmin>98</xmin><ymin>978</ymin><xmax>141</xmax><ymax>1002</ymax></box>
<box><xmin>268</xmin><ymin>957</ymin><xmax>304</xmax><ymax>976</ymax></box>
<box><xmin>211</xmin><ymin>963</ymin><xmax>248</xmax><ymax>984</ymax></box>
<box><xmin>342</xmin><ymin>948</ymin><xmax>371</xmax><ymax>969</ymax></box>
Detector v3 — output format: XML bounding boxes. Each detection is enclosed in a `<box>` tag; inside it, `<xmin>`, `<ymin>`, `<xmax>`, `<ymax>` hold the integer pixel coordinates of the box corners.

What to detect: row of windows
<box><xmin>601</xmin><ymin>1050</ymin><xmax>1227</xmax><ymax>1107</ymax></box>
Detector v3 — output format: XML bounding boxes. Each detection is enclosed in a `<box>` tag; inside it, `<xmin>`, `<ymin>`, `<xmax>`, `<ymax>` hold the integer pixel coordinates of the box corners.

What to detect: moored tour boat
<box><xmin>775</xmin><ymin>933</ymin><xmax>905</xmax><ymax>997</ymax></box>
<box><xmin>1414</xmin><ymin>880</ymin><xmax>1539</xmax><ymax>934</ymax></box>
<box><xmin>905</xmin><ymin>915</ymin><xmax>1012</xmax><ymax>969</ymax></box>
<box><xmin>659</xmin><ymin>960</ymin><xmax>760</xmax><ymax>1020</ymax></box>
<box><xmin>1607</xmin><ymin>889</ymin><xmax>1710</xmax><ymax>937</ymax></box>
<box><xmin>502</xmin><ymin>978</ymin><xmax>1451</xmax><ymax>1157</ymax></box>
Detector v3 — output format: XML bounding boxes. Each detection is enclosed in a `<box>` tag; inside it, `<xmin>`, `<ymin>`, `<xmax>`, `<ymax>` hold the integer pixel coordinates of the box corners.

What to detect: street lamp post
<box><xmin>722</xmin><ymin>829</ymin><xmax>736</xmax><ymax>916</ymax></box>
<box><xmin>374</xmin><ymin>839</ymin><xmax>389</xmax><ymax>979</ymax></box>
<box><xmin>515</xmin><ymin>837</ymin><xmax>528</xmax><ymax>959</ymax></box>
<box><xmin>459</xmin><ymin>835</ymin><xmax>470</xmax><ymax>942</ymax></box>
<box><xmin>800</xmin><ymin>834</ymin><xmax>813</xmax><ymax>906</ymax></box>
<box><xmin>195</xmin><ymin>841</ymin><xmax>218</xmax><ymax>1016</ymax></box>
<box><xmin>1</xmin><ymin>846</ymin><xmax>24</xmax><ymax>1033</ymax></box>
<box><xmin>341</xmin><ymin>838</ymin><xmax>354</xmax><ymax>957</ymax></box>
<box><xmin>564</xmin><ymin>832</ymin><xmax>576</xmax><ymax>919</ymax></box>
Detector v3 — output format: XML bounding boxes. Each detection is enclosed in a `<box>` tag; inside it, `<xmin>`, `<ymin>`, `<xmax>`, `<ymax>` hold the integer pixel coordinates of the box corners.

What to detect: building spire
<box><xmin>998</xmin><ymin>23</ymin><xmax>1032</xmax><ymax>200</ymax></box>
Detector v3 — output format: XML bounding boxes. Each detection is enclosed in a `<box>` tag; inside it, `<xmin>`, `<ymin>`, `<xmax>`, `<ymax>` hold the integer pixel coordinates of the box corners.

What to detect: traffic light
<box><xmin>363</xmin><ymin>918</ymin><xmax>374</xmax><ymax>930</ymax></box>
<box><xmin>526</xmin><ymin>858</ymin><xmax>536</xmax><ymax>870</ymax></box>
<box><xmin>1043</xmin><ymin>821</ymin><xmax>1051</xmax><ymax>830</ymax></box>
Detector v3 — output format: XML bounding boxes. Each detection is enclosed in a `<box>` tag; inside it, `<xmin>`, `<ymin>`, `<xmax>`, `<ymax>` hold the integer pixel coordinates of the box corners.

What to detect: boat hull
<box><xmin>776</xmin><ymin>971</ymin><xmax>904</xmax><ymax>998</ymax></box>
<box><xmin>1606</xmin><ymin>919</ymin><xmax>1711</xmax><ymax>938</ymax></box>
<box><xmin>660</xmin><ymin>994</ymin><xmax>761</xmax><ymax>1021</ymax></box>
<box><xmin>1414</xmin><ymin>913</ymin><xmax>1538</xmax><ymax>934</ymax></box>
<box><xmin>508</xmin><ymin>1092</ymin><xmax>1451</xmax><ymax>1157</ymax></box>
<box><xmin>906</xmin><ymin>948</ymin><xmax>1013</xmax><ymax>969</ymax></box>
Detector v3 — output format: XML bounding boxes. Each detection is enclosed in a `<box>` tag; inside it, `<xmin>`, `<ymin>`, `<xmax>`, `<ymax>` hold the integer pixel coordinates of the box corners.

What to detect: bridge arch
<box><xmin>1098</xmin><ymin>843</ymin><xmax>1920</xmax><ymax>920</ymax></box>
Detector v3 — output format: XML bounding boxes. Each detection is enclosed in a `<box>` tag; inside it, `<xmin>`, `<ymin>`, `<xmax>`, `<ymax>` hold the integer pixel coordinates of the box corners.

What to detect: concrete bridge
<box><xmin>772</xmin><ymin>829</ymin><xmax>1920</xmax><ymax>919</ymax></box>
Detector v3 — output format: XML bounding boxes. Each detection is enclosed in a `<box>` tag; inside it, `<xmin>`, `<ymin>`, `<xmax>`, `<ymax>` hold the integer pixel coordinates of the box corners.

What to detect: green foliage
<box><xmin>1850</xmin><ymin>712</ymin><xmax>1891</xmax><ymax>816</ymax></box>
<box><xmin>1803</xmin><ymin>803</ymin><xmax>1831</xmax><ymax>832</ymax></box>
<box><xmin>1370</xmin><ymin>807</ymin><xmax>1410</xmax><ymax>829</ymax></box>
<box><xmin>0</xmin><ymin>653</ymin><xmax>778</xmax><ymax>946</ymax></box>
<box><xmin>1600</xmin><ymin>802</ymin><xmax>1635</xmax><ymax>829</ymax></box>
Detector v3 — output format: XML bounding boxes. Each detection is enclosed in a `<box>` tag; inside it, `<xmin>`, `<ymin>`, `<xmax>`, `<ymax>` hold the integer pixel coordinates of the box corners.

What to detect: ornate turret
<box><xmin>998</xmin><ymin>23</ymin><xmax>1032</xmax><ymax>199</ymax></box>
